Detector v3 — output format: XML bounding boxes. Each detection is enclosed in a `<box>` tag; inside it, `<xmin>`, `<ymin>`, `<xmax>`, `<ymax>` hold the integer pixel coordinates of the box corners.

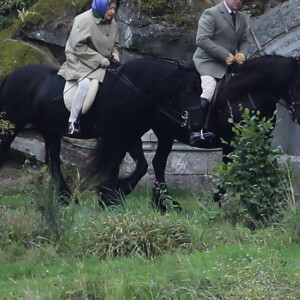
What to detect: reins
<box><xmin>106</xmin><ymin>67</ymin><xmax>141</xmax><ymax>94</ymax></box>
<box><xmin>156</xmin><ymin>104</ymin><xmax>189</xmax><ymax>127</ymax></box>
<box><xmin>107</xmin><ymin>67</ymin><xmax>192</xmax><ymax>128</ymax></box>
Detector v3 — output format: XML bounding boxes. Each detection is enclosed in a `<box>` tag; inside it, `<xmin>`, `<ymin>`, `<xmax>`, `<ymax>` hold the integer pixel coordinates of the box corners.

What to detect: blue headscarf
<box><xmin>92</xmin><ymin>0</ymin><xmax>109</xmax><ymax>17</ymax></box>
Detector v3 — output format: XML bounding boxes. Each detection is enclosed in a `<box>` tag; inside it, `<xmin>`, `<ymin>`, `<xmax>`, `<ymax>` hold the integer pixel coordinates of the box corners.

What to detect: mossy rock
<box><xmin>10</xmin><ymin>0</ymin><xmax>90</xmax><ymax>38</ymax></box>
<box><xmin>0</xmin><ymin>0</ymin><xmax>90</xmax><ymax>81</ymax></box>
<box><xmin>0</xmin><ymin>30</ymin><xmax>47</xmax><ymax>82</ymax></box>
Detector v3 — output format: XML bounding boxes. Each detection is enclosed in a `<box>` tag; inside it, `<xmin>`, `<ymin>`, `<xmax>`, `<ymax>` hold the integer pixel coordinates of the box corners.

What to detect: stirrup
<box><xmin>67</xmin><ymin>121</ymin><xmax>80</xmax><ymax>136</ymax></box>
<box><xmin>200</xmin><ymin>129</ymin><xmax>215</xmax><ymax>140</ymax></box>
<box><xmin>189</xmin><ymin>129</ymin><xmax>216</xmax><ymax>146</ymax></box>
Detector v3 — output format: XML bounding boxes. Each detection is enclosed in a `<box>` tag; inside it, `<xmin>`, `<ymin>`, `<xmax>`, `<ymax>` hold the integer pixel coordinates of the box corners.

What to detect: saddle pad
<box><xmin>63</xmin><ymin>79</ymin><xmax>99</xmax><ymax>114</ymax></box>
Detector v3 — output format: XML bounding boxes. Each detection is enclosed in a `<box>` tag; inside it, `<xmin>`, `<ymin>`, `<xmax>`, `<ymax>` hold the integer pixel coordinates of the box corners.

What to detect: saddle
<box><xmin>208</xmin><ymin>65</ymin><xmax>238</xmax><ymax>115</ymax></box>
<box><xmin>63</xmin><ymin>79</ymin><xmax>99</xmax><ymax>114</ymax></box>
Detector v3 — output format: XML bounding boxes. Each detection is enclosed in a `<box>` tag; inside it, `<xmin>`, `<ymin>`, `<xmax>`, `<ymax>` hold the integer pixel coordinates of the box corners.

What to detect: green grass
<box><xmin>0</xmin><ymin>186</ymin><xmax>299</xmax><ymax>298</ymax></box>
<box><xmin>0</xmin><ymin>241</ymin><xmax>299</xmax><ymax>299</ymax></box>
<box><xmin>0</xmin><ymin>162</ymin><xmax>299</xmax><ymax>299</ymax></box>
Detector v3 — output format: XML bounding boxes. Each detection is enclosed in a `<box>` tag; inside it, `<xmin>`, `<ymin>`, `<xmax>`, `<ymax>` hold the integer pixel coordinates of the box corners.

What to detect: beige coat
<box><xmin>193</xmin><ymin>2</ymin><xmax>248</xmax><ymax>79</ymax></box>
<box><xmin>58</xmin><ymin>9</ymin><xmax>120</xmax><ymax>82</ymax></box>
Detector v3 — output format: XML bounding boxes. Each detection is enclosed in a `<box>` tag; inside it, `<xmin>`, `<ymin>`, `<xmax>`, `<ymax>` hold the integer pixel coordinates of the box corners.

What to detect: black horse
<box><xmin>109</xmin><ymin>55</ymin><xmax>300</xmax><ymax>209</ymax></box>
<box><xmin>0</xmin><ymin>58</ymin><xmax>204</xmax><ymax>205</ymax></box>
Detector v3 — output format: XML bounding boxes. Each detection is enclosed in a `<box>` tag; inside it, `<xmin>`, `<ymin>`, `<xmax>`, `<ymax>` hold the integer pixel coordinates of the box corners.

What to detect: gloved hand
<box><xmin>101</xmin><ymin>58</ymin><xmax>110</xmax><ymax>68</ymax></box>
<box><xmin>225</xmin><ymin>53</ymin><xmax>235</xmax><ymax>65</ymax></box>
<box><xmin>235</xmin><ymin>53</ymin><xmax>246</xmax><ymax>64</ymax></box>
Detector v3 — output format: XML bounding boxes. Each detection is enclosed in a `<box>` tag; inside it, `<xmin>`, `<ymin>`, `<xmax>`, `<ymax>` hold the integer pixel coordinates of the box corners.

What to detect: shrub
<box><xmin>213</xmin><ymin>108</ymin><xmax>298</xmax><ymax>226</ymax></box>
<box><xmin>75</xmin><ymin>212</ymin><xmax>192</xmax><ymax>259</ymax></box>
<box><xmin>0</xmin><ymin>112</ymin><xmax>15</xmax><ymax>143</ymax></box>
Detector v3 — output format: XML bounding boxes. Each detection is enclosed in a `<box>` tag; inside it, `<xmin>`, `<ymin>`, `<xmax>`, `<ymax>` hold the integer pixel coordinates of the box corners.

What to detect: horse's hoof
<box><xmin>98</xmin><ymin>191</ymin><xmax>124</xmax><ymax>209</ymax></box>
<box><xmin>59</xmin><ymin>191</ymin><xmax>72</xmax><ymax>205</ymax></box>
<box><xmin>172</xmin><ymin>200</ymin><xmax>182</xmax><ymax>213</ymax></box>
<box><xmin>152</xmin><ymin>184</ymin><xmax>182</xmax><ymax>214</ymax></box>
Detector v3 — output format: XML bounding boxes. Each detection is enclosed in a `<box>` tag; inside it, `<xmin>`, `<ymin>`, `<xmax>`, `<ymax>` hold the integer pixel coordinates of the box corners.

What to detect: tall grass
<box><xmin>0</xmin><ymin>129</ymin><xmax>299</xmax><ymax>298</ymax></box>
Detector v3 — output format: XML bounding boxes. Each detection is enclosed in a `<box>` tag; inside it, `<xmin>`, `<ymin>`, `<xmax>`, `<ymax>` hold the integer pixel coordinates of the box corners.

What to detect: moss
<box><xmin>10</xmin><ymin>0</ymin><xmax>90</xmax><ymax>37</ymax></box>
<box><xmin>0</xmin><ymin>37</ymin><xmax>47</xmax><ymax>82</ymax></box>
<box><xmin>141</xmin><ymin>0</ymin><xmax>187</xmax><ymax>16</ymax></box>
<box><xmin>0</xmin><ymin>0</ymin><xmax>91</xmax><ymax>81</ymax></box>
<box><xmin>26</xmin><ymin>0</ymin><xmax>90</xmax><ymax>22</ymax></box>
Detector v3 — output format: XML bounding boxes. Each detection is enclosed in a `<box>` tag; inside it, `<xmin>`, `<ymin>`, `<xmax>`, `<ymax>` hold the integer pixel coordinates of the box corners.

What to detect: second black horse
<box><xmin>104</xmin><ymin>55</ymin><xmax>300</xmax><ymax>211</ymax></box>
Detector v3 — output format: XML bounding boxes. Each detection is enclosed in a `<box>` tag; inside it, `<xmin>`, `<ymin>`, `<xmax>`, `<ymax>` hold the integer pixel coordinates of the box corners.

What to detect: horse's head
<box><xmin>168</xmin><ymin>62</ymin><xmax>204</xmax><ymax>132</ymax></box>
<box><xmin>288</xmin><ymin>58</ymin><xmax>300</xmax><ymax>124</ymax></box>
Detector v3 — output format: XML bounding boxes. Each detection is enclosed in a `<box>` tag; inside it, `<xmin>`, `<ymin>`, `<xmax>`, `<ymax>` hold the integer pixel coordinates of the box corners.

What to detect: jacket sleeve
<box><xmin>195</xmin><ymin>9</ymin><xmax>229</xmax><ymax>61</ymax></box>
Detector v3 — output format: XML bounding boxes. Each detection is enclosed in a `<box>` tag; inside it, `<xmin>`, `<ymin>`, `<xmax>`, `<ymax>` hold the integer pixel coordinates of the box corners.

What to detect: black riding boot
<box><xmin>189</xmin><ymin>98</ymin><xmax>216</xmax><ymax>146</ymax></box>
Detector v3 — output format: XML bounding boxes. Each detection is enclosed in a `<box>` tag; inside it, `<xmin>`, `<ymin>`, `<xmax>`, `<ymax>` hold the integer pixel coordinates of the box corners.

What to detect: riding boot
<box><xmin>189</xmin><ymin>98</ymin><xmax>216</xmax><ymax>146</ymax></box>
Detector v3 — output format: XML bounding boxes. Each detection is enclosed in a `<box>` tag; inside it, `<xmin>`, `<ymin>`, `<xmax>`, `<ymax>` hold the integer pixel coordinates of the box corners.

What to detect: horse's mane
<box><xmin>223</xmin><ymin>55</ymin><xmax>298</xmax><ymax>100</ymax></box>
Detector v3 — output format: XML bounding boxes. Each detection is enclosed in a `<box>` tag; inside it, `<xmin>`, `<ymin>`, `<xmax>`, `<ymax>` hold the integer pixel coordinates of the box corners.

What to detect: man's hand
<box><xmin>101</xmin><ymin>58</ymin><xmax>110</xmax><ymax>68</ymax></box>
<box><xmin>235</xmin><ymin>53</ymin><xmax>246</xmax><ymax>64</ymax></box>
<box><xmin>225</xmin><ymin>53</ymin><xmax>235</xmax><ymax>65</ymax></box>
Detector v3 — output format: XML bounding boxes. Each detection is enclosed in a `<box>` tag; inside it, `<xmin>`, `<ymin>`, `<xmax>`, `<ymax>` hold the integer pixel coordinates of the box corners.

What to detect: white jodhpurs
<box><xmin>200</xmin><ymin>75</ymin><xmax>217</xmax><ymax>101</ymax></box>
<box><xmin>69</xmin><ymin>77</ymin><xmax>91</xmax><ymax>122</ymax></box>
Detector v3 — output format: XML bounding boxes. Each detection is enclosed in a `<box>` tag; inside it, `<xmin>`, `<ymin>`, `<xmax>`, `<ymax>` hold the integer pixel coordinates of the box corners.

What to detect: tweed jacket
<box><xmin>58</xmin><ymin>9</ymin><xmax>120</xmax><ymax>82</ymax></box>
<box><xmin>193</xmin><ymin>2</ymin><xmax>249</xmax><ymax>79</ymax></box>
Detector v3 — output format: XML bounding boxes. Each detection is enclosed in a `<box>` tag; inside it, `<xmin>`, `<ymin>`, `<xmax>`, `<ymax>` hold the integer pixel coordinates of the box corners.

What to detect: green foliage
<box><xmin>0</xmin><ymin>210</ymin><xmax>38</xmax><ymax>250</ymax></box>
<box><xmin>0</xmin><ymin>0</ymin><xmax>35</xmax><ymax>29</ymax></box>
<box><xmin>0</xmin><ymin>0</ymin><xmax>34</xmax><ymax>12</ymax></box>
<box><xmin>213</xmin><ymin>108</ymin><xmax>298</xmax><ymax>226</ymax></box>
<box><xmin>0</xmin><ymin>112</ymin><xmax>15</xmax><ymax>143</ymax></box>
<box><xmin>75</xmin><ymin>211</ymin><xmax>192</xmax><ymax>259</ymax></box>
<box><xmin>20</xmin><ymin>162</ymin><xmax>75</xmax><ymax>244</ymax></box>
<box><xmin>141</xmin><ymin>0</ymin><xmax>187</xmax><ymax>16</ymax></box>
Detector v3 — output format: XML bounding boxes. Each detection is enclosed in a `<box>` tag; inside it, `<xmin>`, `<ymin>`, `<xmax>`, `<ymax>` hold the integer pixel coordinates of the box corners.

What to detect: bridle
<box><xmin>107</xmin><ymin>67</ymin><xmax>202</xmax><ymax>128</ymax></box>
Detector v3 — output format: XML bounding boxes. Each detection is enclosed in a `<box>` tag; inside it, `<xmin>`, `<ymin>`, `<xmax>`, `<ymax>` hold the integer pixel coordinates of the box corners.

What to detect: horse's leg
<box><xmin>213</xmin><ymin>144</ymin><xmax>233</xmax><ymax>204</ymax></box>
<box><xmin>41</xmin><ymin>132</ymin><xmax>72</xmax><ymax>204</ymax></box>
<box><xmin>98</xmin><ymin>169</ymin><xmax>125</xmax><ymax>207</ymax></box>
<box><xmin>97</xmin><ymin>148</ymin><xmax>128</xmax><ymax>207</ymax></box>
<box><xmin>152</xmin><ymin>134</ymin><xmax>182</xmax><ymax>213</ymax></box>
<box><xmin>116</xmin><ymin>138</ymin><xmax>148</xmax><ymax>195</ymax></box>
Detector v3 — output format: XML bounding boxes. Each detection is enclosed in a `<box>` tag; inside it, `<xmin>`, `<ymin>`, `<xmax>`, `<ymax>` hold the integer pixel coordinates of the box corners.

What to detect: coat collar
<box><xmin>219</xmin><ymin>2</ymin><xmax>240</xmax><ymax>31</ymax></box>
